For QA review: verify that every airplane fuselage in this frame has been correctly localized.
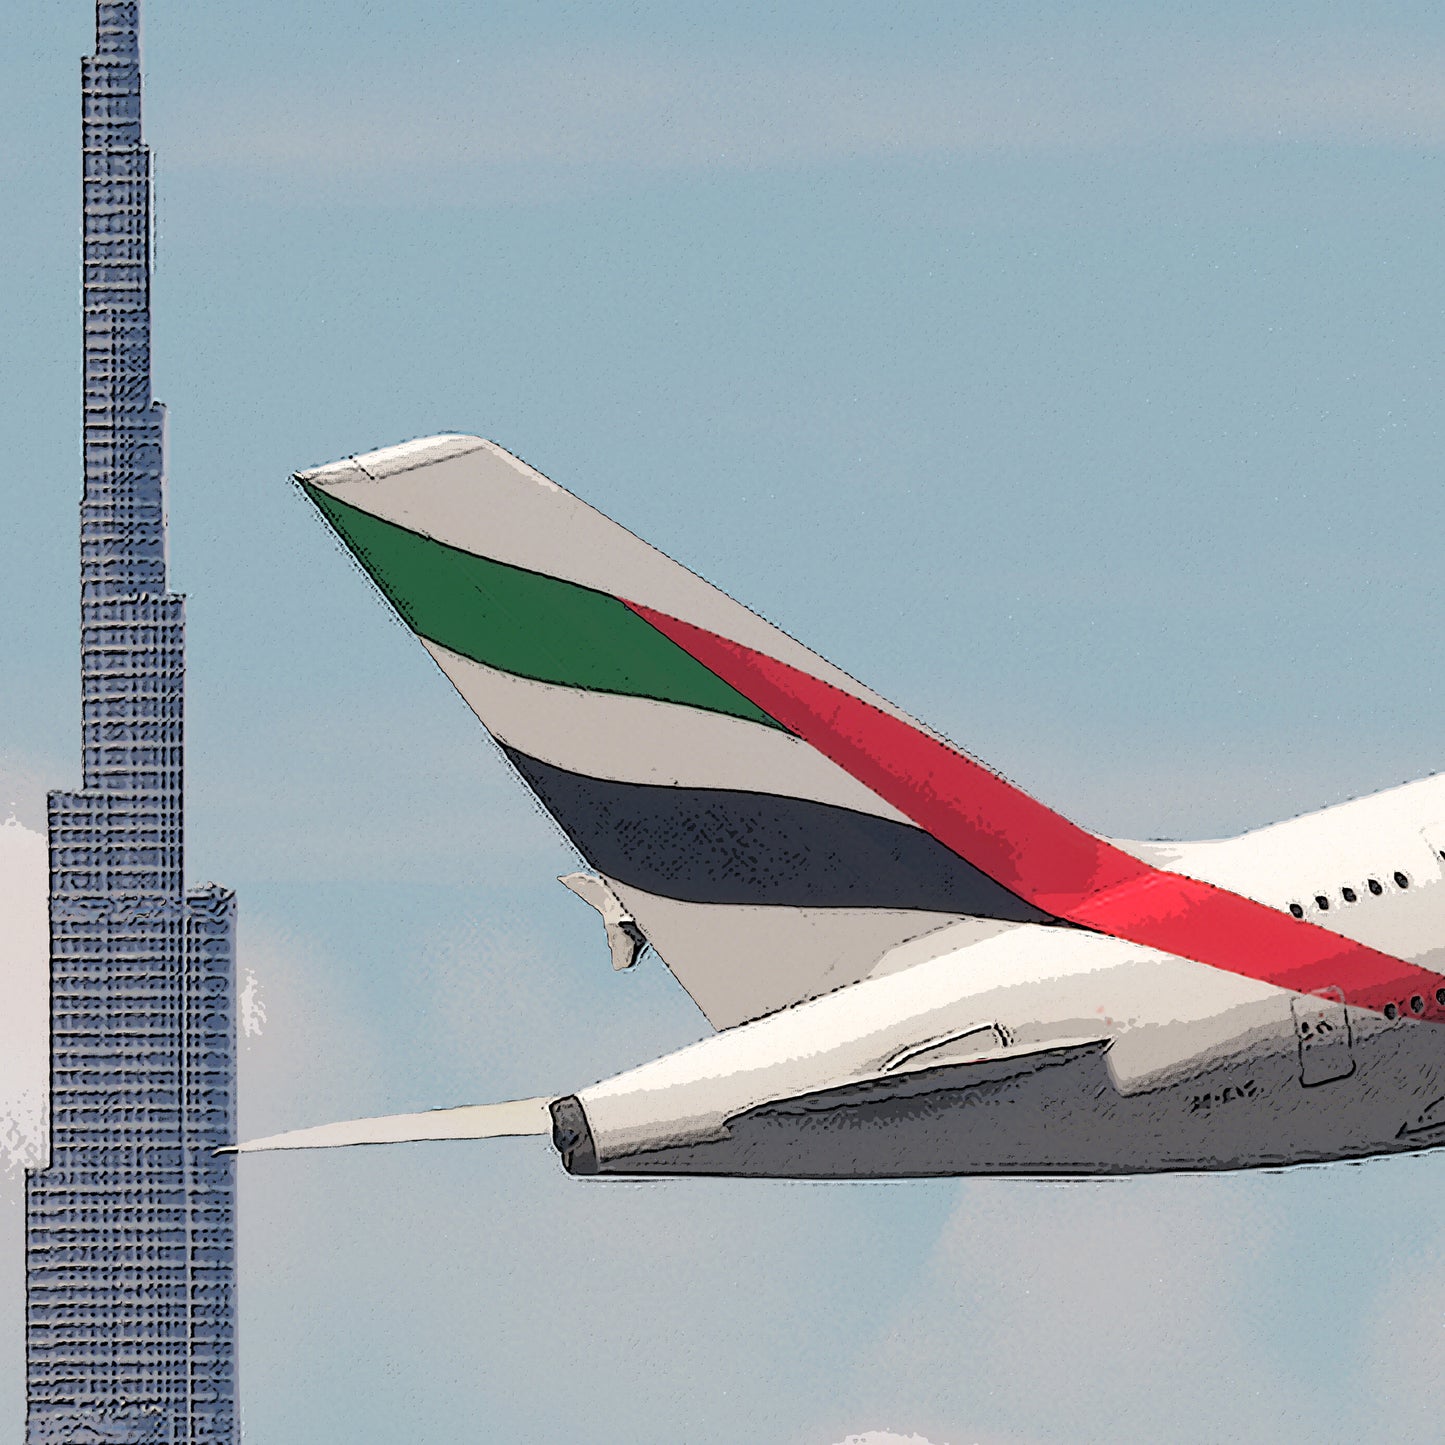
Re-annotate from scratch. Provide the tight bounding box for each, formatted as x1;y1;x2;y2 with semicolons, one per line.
554;773;1445;1177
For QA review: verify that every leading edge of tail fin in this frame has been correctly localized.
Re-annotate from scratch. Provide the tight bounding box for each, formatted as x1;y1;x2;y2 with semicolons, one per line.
296;435;1061;1027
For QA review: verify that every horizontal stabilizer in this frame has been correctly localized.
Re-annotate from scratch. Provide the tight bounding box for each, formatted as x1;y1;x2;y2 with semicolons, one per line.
221;1097;554;1155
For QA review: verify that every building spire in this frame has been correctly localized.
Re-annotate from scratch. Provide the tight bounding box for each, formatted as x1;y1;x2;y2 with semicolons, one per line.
94;2;141;59
81;0;163;602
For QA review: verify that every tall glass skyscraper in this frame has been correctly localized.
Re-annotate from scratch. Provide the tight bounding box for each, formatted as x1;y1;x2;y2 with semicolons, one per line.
24;4;239;1441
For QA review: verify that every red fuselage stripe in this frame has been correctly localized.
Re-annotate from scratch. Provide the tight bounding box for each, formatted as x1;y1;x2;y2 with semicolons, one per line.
625;601;1445;1020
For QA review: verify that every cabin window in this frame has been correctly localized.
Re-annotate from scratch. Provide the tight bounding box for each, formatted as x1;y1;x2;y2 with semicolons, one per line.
1288;903;1304;918
1368;879;1384;895
1395;871;1410;889
1315;895;1330;910
1341;887;1357;903
1412;995;1425;1014
1436;988;1445;1007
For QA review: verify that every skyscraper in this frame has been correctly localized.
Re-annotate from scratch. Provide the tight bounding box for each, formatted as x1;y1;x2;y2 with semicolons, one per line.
24;3;239;1441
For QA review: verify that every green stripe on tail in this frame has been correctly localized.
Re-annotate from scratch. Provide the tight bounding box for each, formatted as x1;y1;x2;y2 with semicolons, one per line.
304;482;784;729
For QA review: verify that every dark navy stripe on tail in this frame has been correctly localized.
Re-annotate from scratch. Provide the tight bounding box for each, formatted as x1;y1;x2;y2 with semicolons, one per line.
501;745;1055;919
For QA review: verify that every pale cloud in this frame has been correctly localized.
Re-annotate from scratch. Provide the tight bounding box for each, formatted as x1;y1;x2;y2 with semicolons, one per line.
831;1435;1037;1445
235;911;394;1138
831;1434;953;1445
849;1177;1325;1445
157;32;1445;204
0;818;48;1185
240;965;267;1039
0;752;57;834
0;818;46;1442
818;1422;1034;1445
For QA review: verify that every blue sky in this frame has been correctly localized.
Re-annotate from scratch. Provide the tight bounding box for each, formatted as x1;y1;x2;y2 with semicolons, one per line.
5;2;1445;1441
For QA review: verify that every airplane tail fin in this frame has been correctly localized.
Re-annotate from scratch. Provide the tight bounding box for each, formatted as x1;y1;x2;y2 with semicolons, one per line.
297;435;1063;1026
295;433;1445;1042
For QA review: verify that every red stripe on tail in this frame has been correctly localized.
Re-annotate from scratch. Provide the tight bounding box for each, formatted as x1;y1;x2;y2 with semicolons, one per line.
627;601;1445;1020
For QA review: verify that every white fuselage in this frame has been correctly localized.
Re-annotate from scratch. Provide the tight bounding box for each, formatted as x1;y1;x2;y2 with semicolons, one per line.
560;775;1445;1177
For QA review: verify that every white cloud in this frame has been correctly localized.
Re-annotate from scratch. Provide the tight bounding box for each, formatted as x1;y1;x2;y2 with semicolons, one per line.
822;1426;1034;1445
0;751;57;834
831;1434;952;1445
0;818;48;1184
236;912;394;1139
156;32;1445;204
240;964;267;1039
0;818;46;1443
848;1176;1326;1445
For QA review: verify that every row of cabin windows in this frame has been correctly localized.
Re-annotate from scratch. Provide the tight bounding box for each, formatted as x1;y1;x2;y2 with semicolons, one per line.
1287;866;1424;919
1381;989;1445;1021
